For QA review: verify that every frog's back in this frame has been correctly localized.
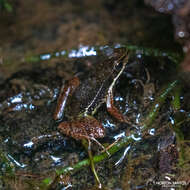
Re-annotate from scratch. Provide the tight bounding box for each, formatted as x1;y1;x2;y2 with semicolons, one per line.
65;47;128;118
65;75;109;118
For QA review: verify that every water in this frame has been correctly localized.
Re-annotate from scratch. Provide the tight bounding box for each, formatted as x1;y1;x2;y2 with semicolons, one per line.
0;46;188;189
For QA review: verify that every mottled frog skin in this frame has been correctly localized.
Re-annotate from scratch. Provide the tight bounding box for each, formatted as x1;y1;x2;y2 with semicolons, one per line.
54;47;130;140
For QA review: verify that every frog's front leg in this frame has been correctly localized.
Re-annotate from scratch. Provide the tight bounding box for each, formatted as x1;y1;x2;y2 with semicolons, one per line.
54;76;80;120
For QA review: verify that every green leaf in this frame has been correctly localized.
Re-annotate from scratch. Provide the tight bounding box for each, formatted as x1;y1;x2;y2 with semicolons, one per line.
4;2;12;12
42;177;52;186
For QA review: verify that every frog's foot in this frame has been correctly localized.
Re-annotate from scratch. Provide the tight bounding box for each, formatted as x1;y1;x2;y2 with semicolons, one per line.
100;137;121;154
89;137;110;157
83;135;110;156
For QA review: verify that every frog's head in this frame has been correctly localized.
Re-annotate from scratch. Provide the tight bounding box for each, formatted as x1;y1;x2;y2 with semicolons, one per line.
96;47;129;80
112;47;129;67
112;47;128;68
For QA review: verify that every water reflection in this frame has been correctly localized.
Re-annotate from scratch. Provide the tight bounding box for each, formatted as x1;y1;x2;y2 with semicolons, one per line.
136;113;141;124
169;116;175;125
149;128;155;135
10;93;23;103
103;119;115;129
50;155;61;164
178;31;185;38
114;132;125;140
11;103;35;111
130;134;142;141
0;84;54;113
68;45;97;58
40;54;51;60
7;154;27;168
23;141;34;148
115;145;131;166
38;44;126;62
62;183;72;190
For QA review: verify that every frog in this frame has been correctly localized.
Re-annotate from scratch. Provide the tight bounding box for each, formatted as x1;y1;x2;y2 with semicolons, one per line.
53;47;130;187
54;47;130;143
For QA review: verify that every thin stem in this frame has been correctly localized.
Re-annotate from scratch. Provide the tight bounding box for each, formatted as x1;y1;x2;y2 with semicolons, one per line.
88;147;101;188
82;139;101;187
171;86;181;111
143;80;179;130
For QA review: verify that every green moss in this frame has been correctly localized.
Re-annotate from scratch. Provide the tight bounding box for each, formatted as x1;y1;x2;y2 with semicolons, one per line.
0;0;12;12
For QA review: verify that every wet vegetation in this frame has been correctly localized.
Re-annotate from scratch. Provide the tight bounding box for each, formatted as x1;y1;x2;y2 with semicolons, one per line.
0;1;189;190
0;45;189;189
0;0;12;12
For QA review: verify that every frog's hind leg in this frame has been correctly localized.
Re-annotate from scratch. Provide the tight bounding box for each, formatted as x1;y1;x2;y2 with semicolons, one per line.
54;77;80;121
106;86;131;124
90;137;110;156
81;134;110;156
106;56;132;124
100;137;121;154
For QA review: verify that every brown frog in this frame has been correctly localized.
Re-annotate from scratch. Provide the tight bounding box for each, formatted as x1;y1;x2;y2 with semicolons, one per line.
54;47;130;142
54;47;130;187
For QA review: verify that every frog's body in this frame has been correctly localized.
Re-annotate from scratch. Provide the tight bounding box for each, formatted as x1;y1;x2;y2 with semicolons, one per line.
63;72;110;119
54;48;130;140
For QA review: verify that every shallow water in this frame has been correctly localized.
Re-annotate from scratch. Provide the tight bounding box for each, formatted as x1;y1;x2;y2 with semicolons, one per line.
0;1;189;189
0;45;189;189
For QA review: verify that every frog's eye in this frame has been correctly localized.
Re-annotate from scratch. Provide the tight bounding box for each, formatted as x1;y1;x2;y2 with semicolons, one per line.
114;61;122;71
